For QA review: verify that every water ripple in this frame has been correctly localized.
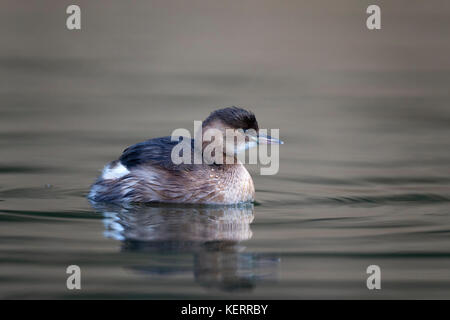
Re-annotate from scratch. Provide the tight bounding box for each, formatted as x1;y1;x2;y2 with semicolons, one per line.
0;209;103;221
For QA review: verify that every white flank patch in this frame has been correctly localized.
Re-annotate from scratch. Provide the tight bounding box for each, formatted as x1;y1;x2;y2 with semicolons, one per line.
102;162;130;180
88;184;101;199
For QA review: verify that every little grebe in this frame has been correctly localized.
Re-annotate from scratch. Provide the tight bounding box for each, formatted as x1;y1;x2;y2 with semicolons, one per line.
88;107;282;204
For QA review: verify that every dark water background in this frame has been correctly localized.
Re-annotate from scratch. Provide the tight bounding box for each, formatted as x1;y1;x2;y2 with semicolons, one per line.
1;1;450;298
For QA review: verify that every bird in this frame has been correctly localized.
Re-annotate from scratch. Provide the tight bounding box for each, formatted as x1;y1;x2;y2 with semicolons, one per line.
88;107;282;205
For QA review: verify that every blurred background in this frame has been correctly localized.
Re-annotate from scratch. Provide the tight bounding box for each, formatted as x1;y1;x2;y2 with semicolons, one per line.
0;0;449;299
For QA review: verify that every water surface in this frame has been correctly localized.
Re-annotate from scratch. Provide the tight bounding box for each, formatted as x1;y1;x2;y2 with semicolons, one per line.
1;1;450;299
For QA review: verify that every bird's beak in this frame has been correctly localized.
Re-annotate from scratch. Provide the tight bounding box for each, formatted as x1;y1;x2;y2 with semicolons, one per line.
256;133;284;145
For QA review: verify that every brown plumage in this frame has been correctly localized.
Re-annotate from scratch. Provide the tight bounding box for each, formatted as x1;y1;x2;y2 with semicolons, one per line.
88;107;267;205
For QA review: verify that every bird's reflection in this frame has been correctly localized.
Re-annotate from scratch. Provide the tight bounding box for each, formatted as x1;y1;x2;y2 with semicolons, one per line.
91;202;280;292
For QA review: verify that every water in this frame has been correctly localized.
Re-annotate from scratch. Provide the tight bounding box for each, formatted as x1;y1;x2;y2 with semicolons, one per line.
1;1;450;299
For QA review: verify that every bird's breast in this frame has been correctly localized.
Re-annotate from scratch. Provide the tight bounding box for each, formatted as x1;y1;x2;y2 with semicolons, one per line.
206;164;254;204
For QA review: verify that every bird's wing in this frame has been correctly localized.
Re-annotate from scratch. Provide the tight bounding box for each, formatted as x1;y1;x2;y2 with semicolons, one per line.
119;136;195;171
